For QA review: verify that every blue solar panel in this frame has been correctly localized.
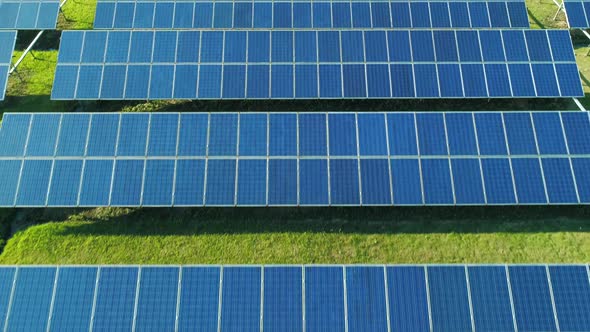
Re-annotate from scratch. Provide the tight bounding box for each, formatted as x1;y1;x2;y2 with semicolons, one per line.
3;111;590;207
86;113;119;157
0;31;16;101
6;267;56;331
572;158;590;203
263;267;302;331
564;0;590;27
509;266;558;331
391;159;423;205
0;160;20;207
416;113;448;155
330;159;360;205
468;266;515;331
178;267;220;332
142;159;175;206
387;113;417;156
0;265;588;329
445;113;478;155
512;158;548;204
481;158;517;204
94;0;529;29
269;114;297;156
53;29;580;100
221;267;261;332
147;113;178;157
49;267;97;331
237;160;268;206
206;159;236;206
346;266;388;331
117;113;149;157
451;159;486;204
428;266;473;331
47;159;83;206
56;113;90;156
305;266;345;331
79;159;113;206
504;113;538;155
0;269;13;331
92;267;138;332
24;114;60;157
174;159;205;206
421;159;454;204
548;265;590;331
16;159;52;206
0;113;30;157
387;266;430;331
110;159;144;206
543;158;579;204
360;159;392;205
135;267;179;331
268;159;297;205
0;1;59;30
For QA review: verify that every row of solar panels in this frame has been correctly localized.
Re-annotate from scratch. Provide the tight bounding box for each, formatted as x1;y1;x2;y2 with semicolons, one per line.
52;29;583;100
1;111;590;207
0;1;60;30
3;112;590;158
565;0;590;28
0;31;17;101
1;265;589;331
94;0;530;29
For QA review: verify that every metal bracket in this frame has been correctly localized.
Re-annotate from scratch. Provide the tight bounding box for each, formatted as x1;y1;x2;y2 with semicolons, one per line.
553;0;564;21
9;30;44;75
573;98;588;111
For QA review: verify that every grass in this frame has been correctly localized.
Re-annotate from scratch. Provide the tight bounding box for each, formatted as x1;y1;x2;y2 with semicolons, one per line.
0;0;589;265
0;207;589;265
2;50;66;114
58;0;97;30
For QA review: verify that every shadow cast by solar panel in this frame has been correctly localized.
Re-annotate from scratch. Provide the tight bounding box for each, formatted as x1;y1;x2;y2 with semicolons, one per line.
15;205;590;236
56;0;95;29
83;98;578;114
527;8;546;29
13;31;62;51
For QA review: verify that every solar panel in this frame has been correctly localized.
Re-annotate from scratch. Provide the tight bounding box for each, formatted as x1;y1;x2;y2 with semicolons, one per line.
0;31;16;101
52;29;583;100
1;111;590;207
0;1;60;30
93;0;530;29
563;0;590;28
0;265;587;330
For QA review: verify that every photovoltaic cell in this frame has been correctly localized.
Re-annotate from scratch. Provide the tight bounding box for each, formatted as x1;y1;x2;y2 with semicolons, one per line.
1;111;589;207
53;29;581;100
